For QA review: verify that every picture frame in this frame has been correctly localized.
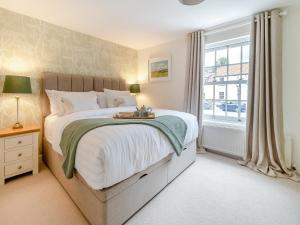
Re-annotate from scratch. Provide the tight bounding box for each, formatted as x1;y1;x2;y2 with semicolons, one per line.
148;56;171;82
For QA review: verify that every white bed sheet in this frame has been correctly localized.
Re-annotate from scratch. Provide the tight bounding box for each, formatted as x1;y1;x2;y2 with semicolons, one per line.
45;107;198;190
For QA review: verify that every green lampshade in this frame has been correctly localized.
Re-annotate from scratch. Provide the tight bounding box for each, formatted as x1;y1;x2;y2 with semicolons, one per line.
2;75;32;94
129;84;140;94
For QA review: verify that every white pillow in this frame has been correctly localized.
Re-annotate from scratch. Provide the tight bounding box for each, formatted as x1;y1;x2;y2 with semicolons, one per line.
46;90;99;115
45;89;63;115
104;89;131;108
92;91;108;108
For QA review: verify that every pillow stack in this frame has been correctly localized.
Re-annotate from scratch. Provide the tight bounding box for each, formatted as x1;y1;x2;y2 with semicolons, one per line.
46;89;137;116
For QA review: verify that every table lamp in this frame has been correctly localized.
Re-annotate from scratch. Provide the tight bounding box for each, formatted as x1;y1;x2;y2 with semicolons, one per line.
2;75;32;129
129;84;141;95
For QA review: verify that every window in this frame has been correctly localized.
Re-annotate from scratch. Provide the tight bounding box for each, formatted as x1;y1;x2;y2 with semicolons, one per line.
203;36;250;123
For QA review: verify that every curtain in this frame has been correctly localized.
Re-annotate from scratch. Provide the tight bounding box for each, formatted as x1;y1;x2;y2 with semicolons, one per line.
241;9;299;181
184;30;205;151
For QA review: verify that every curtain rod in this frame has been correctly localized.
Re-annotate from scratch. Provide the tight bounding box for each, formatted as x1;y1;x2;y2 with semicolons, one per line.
204;10;287;36
255;10;287;20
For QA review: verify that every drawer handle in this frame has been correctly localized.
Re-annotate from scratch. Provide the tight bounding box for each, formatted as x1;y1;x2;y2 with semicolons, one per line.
18;153;22;157
139;173;148;180
18;140;22;144
18;165;22;170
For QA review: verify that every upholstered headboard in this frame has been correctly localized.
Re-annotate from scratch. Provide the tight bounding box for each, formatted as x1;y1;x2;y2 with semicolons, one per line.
41;72;127;119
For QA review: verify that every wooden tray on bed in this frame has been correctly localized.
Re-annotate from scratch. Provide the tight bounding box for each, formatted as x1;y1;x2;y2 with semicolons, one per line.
113;112;155;119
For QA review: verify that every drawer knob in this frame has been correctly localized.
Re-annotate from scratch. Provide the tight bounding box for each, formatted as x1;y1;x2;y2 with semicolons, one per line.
18;140;22;144
18;165;22;170
18;153;22;157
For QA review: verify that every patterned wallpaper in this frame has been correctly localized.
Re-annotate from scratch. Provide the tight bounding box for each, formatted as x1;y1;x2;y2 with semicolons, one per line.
0;7;137;129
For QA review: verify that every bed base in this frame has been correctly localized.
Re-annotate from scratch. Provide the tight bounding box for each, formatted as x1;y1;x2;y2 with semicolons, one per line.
43;139;196;225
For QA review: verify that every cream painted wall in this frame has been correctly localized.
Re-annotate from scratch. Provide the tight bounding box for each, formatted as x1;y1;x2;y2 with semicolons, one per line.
282;5;300;170
0;7;137;129
137;38;187;111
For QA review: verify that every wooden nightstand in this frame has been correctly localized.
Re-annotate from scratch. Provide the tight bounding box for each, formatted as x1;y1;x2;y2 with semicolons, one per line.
0;125;40;185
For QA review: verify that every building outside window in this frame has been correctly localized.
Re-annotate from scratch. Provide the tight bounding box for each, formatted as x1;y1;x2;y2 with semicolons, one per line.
203;36;250;123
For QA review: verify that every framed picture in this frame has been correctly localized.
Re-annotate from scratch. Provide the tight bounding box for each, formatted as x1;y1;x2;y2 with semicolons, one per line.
148;56;171;82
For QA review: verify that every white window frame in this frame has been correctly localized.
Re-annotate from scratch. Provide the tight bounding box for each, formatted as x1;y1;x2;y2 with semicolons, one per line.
203;36;250;124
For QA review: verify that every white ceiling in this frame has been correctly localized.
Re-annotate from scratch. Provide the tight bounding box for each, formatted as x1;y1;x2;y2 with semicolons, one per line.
0;0;298;49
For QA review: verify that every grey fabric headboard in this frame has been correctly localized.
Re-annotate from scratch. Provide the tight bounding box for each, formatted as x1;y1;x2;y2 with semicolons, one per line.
41;72;127;119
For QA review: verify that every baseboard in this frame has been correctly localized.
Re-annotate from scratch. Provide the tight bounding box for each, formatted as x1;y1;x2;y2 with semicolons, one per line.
205;148;243;160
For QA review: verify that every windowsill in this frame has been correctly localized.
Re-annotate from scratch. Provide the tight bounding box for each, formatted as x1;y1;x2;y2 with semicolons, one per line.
203;119;246;130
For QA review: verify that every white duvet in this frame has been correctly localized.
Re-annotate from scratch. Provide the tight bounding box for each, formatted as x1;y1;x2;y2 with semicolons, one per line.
45;107;198;190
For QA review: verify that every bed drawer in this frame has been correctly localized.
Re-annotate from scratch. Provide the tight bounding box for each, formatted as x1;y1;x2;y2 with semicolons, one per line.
167;141;196;183
4;134;33;150
5;159;33;178
107;163;168;225
4;146;33;163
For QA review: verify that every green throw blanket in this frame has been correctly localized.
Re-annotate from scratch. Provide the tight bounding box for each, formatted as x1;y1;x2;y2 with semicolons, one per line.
60;115;187;178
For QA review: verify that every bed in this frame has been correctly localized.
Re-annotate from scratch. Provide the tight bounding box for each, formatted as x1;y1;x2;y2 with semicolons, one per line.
41;72;198;225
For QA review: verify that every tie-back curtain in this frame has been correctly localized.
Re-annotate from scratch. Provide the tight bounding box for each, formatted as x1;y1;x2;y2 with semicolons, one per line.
241;9;299;181
184;30;205;151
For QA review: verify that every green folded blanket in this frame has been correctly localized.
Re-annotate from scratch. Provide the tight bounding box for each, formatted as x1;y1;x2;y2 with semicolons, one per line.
60;115;187;178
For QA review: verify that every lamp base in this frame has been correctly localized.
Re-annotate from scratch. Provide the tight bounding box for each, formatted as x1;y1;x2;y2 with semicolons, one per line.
13;122;23;129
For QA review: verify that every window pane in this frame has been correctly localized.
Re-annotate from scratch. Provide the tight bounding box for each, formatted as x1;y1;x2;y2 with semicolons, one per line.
242;63;249;74
216;76;226;82
203;100;213;116
242;75;248;81
204;85;214;99
215;100;226;117
242;45;250;63
204;67;215;83
227;84;239;100
216;48;227;66
228;75;240;81
229;46;241;64
205;50;215;67
216;66;227;76
228;64;240;75
214;84;226;100
240;101;247;119
241;84;247;101
226;101;239;119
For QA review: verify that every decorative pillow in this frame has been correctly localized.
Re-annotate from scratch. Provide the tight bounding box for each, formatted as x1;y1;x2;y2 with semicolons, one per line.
60;97;74;115
92;91;108;108
114;95;137;107
103;89;131;108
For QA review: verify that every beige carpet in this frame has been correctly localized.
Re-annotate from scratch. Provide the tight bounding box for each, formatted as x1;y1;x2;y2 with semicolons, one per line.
1;153;300;225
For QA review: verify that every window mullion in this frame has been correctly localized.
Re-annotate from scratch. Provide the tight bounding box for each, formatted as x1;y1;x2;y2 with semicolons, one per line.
238;44;243;121
212;49;216;119
225;45;229;119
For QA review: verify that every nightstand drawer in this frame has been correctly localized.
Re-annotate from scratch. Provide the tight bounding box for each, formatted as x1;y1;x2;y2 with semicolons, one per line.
5;159;33;178
4;134;33;150
4;146;33;163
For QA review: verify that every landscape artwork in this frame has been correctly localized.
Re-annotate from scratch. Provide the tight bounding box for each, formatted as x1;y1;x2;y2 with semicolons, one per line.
149;56;171;82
